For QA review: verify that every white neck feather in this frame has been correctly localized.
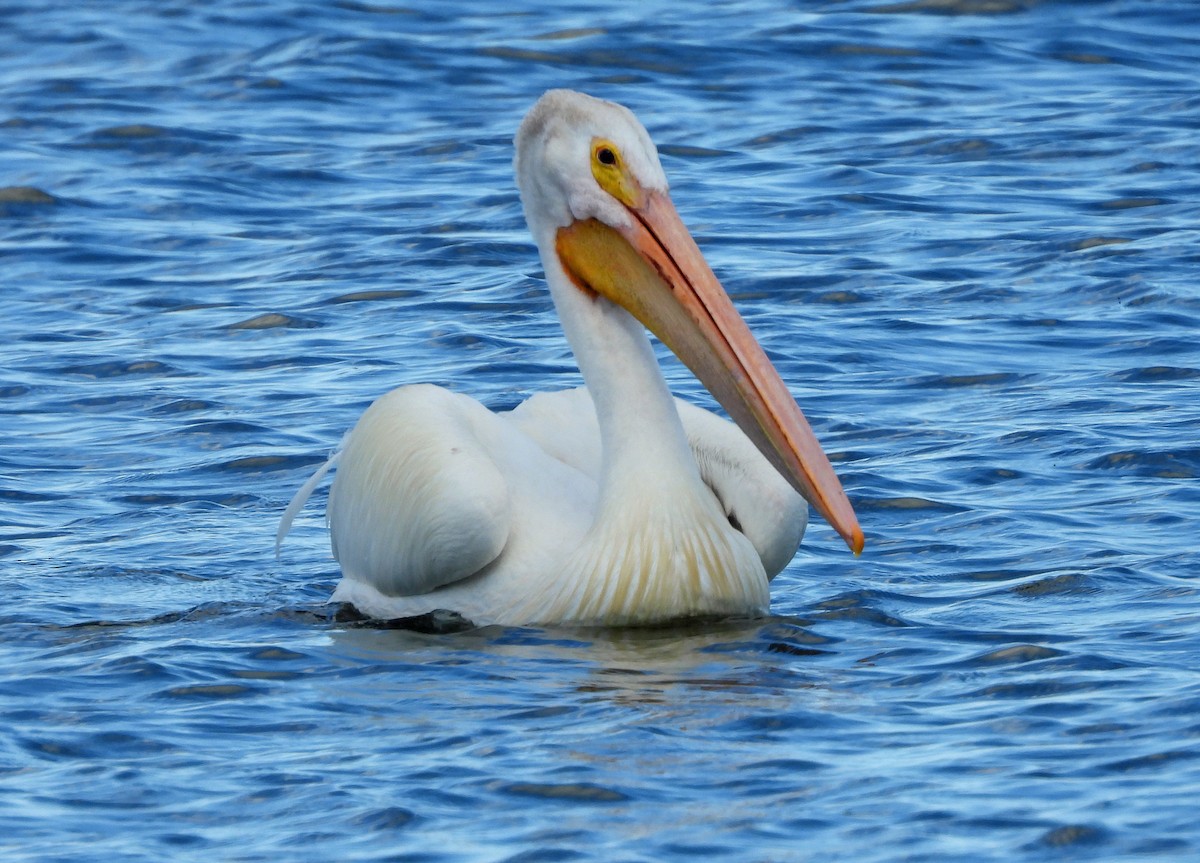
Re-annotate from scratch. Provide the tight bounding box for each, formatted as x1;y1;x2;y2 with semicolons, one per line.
540;238;699;497
518;236;768;624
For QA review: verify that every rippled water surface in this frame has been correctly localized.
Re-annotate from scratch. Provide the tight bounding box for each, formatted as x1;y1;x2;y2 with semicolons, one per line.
3;1;1199;860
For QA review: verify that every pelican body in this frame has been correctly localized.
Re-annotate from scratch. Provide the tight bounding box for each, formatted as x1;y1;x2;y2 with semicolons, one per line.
280;90;862;626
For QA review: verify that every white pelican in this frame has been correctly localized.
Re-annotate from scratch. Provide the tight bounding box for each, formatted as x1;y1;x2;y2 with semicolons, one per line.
279;89;863;626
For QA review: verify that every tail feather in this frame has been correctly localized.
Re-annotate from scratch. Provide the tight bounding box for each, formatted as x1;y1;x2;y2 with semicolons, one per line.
275;442;344;557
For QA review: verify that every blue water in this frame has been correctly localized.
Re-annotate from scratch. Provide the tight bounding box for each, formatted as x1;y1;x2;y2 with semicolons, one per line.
3;1;1198;860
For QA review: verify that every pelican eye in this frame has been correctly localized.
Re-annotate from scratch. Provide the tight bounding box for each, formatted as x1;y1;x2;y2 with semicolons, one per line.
592;140;621;169
590;138;639;207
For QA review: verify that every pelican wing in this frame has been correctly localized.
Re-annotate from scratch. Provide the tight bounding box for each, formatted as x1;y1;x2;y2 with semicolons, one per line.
328;385;512;597
504;388;602;476
673;399;807;579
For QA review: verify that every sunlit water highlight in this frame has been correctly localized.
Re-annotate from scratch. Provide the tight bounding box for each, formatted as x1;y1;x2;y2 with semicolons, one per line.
2;1;1198;861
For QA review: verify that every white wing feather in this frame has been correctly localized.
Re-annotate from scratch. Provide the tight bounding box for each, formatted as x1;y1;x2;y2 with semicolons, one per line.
327;385;512;596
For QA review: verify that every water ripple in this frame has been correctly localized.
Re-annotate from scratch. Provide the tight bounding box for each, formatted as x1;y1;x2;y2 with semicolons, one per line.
3;0;1199;861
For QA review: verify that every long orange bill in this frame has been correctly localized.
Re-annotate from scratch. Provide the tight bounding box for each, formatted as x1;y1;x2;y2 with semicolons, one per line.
555;189;864;555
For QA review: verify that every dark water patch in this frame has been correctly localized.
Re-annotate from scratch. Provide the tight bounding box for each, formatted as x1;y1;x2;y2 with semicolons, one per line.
1130;837;1196;855
1036;653;1130;674
55;601;240;633
478;44;682;75
812;289;870;304
903;265;989;284
158;833;211;848
593;666;649;679
924;623;1077;647
821;41;931;59
865;0;1036;15
811;588;947;613
1050;50;1115;66
231;667;303;681
225;312;322;330
742;124;831;148
57;359;183;379
904;135;999;160
248;646;309;662
0;185;59;205
1150;695;1200;720
1030;824;1110;849
95;123;169;139
1090;196;1171;211
493;628;596;650
65;393;153;412
930;282;1022;304
115;490;262;506
1067;722;1134;738
969;678;1119;700
810;605;912;628
658;144;733;159
207;454;306;474
1010;573;1092;597
699;623;840;659
764;641;831;657
500;848;590;863
1083;449;1199;479
531;27;608;41
325;288;421;304
962;466;1024;486
216;353;341;373
500;705;577;721
1102;749;1200;773
0;487;68;502
352;806;417;831
958;814;1050;833
498;781;629;803
834;191;946;214
996;426;1086;447
18;735;91;761
1111;366;1200;383
962;644;1067;666
159;682;265;699
718;709;859;737
739;757;826;773
179;418;273;436
854;496;966;513
657;841;738;858
133;295;233;312
79;731;182;759
907;372;1029;389
77;123;238;156
1067;236;1131;252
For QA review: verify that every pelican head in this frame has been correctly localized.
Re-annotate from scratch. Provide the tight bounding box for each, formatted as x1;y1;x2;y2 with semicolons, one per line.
516;90;666;240
515;89;863;555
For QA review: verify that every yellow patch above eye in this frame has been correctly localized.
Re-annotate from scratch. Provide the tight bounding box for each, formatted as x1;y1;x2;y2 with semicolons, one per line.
590;138;643;209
